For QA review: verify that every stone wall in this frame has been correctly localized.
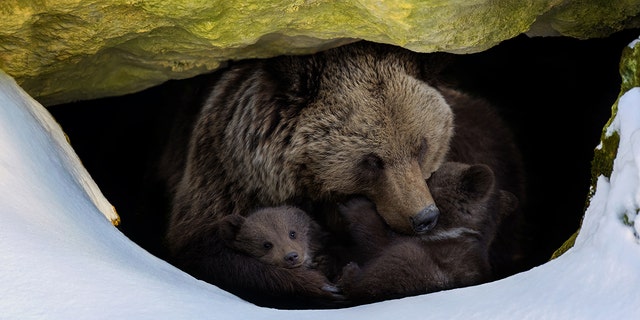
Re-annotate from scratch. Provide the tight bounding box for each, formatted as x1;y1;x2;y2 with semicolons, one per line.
1;1;639;105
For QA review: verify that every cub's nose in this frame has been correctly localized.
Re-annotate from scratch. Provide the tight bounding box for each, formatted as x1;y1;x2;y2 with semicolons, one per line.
284;252;299;264
411;204;439;234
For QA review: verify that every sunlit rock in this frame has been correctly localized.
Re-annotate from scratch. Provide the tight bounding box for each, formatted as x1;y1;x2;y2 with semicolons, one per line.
2;0;638;105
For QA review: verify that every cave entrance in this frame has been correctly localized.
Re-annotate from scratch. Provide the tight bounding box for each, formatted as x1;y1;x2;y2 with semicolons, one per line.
48;28;640;278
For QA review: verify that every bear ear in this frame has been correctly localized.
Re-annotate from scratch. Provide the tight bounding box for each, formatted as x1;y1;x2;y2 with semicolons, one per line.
459;164;495;201
218;214;246;244
262;55;323;106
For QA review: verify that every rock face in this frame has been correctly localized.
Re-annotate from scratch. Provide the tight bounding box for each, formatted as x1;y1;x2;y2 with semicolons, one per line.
592;36;640;225
0;0;639;105
589;37;640;204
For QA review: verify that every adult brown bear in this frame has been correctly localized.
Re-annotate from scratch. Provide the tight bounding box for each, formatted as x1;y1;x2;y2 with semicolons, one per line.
155;41;524;308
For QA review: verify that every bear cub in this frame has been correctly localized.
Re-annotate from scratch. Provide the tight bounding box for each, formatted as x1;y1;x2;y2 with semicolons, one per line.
219;206;324;270
214;206;344;308
337;162;518;305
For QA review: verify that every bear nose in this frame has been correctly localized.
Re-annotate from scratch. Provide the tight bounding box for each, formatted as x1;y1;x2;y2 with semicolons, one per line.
411;204;439;234
284;252;299;264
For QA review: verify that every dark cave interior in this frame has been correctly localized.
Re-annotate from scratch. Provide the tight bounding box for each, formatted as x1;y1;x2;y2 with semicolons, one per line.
48;28;640;278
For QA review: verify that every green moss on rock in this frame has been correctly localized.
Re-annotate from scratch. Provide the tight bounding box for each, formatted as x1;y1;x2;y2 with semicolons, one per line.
529;0;640;39
590;38;640;195
3;0;637;105
587;131;619;207
620;38;640;92
550;231;578;260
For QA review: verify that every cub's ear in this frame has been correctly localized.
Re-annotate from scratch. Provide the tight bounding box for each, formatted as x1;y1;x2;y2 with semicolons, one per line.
459;164;495;201
218;214;246;244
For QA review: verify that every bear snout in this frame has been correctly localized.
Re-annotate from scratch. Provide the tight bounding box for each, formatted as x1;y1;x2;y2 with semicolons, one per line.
410;204;440;234
284;252;300;267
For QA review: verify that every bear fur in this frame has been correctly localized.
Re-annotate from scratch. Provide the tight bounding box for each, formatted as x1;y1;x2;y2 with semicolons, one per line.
164;41;455;243
218;206;323;269
155;40;526;307
336;162;518;305
159;41;456;307
213;206;345;307
176;207;343;309
439;87;527;279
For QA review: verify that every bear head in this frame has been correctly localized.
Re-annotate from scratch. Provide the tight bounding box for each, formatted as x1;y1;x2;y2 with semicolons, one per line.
218;206;320;269
287;43;454;235
425;161;518;246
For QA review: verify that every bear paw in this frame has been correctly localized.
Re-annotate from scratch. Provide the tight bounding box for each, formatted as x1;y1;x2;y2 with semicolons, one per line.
337;261;363;289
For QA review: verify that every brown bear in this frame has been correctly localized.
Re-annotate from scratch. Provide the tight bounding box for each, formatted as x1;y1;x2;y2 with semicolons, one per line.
214;206;345;307
336;162;518;305
176;207;344;309
159;41;456;308
218;206;323;270
155;40;526;308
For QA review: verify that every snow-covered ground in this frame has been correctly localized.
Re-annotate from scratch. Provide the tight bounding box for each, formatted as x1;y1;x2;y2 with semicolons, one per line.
1;53;639;318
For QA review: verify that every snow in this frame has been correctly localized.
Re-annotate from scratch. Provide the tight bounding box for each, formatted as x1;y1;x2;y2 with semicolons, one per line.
1;66;640;319
608;88;640;237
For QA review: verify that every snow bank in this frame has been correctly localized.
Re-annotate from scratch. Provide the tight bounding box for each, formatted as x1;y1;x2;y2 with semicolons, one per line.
1;67;639;319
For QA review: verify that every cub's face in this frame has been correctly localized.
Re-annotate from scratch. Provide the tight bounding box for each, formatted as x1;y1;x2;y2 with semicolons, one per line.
219;206;315;268
425;162;517;244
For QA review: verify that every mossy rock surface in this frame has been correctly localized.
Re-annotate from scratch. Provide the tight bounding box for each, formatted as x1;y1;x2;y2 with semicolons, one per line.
1;0;640;105
592;38;640;194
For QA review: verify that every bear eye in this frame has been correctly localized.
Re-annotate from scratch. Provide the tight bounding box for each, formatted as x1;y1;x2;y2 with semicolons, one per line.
263;242;273;250
289;231;296;239
360;153;384;173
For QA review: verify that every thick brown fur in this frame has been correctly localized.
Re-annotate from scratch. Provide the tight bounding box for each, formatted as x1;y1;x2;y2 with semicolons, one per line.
173;221;343;309
336;162;518;305
159;41;456;308
219;206;323;269
439;87;527;279
164;41;454;246
210;206;345;307
157;40;526;307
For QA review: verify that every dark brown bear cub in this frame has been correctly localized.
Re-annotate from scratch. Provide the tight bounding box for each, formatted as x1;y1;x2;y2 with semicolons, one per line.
176;206;342;309
219;206;323;270
337;162;518;305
